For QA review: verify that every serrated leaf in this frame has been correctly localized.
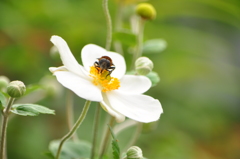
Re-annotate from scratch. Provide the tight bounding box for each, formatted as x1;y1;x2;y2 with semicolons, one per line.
49;140;91;159
11;104;55;116
113;31;136;45
142;39;167;54
112;140;120;159
0;92;7;109
146;71;160;87
108;125;120;159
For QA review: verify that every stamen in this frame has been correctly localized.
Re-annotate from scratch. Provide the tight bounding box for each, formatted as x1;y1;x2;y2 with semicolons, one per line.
89;66;120;92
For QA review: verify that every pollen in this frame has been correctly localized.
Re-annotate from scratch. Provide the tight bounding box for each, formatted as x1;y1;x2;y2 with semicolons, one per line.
89;66;120;92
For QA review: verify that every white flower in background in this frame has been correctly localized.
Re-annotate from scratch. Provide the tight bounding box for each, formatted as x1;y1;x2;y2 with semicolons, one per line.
49;35;163;123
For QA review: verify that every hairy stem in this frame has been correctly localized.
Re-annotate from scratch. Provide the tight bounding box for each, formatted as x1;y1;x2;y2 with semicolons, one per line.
90;104;101;159
99;116;115;159
132;18;145;69
0;97;15;159
55;100;91;159
124;122;142;152
66;90;78;141
103;0;112;51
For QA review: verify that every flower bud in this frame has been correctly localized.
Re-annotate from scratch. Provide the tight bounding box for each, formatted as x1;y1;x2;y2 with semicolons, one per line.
135;57;153;75
0;76;10;90
136;3;156;20
50;46;60;60
126;146;143;159
7;81;26;98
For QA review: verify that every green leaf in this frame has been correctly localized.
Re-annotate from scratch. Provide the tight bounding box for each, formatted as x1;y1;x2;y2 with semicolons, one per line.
49;140;91;159
11;104;55;116
108;125;120;159
25;84;43;95
146;71;160;87
43;152;55;159
142;39;167;54
113;31;136;45
0;92;7;109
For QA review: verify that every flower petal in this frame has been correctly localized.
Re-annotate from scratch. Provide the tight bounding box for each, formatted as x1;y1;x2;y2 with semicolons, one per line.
49;66;68;73
106;91;163;123
100;93;125;123
107;51;126;79
81;44;126;79
53;71;103;102
50;35;85;77
118;75;151;94
81;44;107;71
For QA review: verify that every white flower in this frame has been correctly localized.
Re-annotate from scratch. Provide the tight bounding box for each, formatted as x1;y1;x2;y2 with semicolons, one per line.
49;35;163;123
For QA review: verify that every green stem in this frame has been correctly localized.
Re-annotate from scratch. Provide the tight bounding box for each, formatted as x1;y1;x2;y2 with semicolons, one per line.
113;1;124;55
90;104;101;159
0;97;15;159
124;122;142;152
103;0;112;51
55;100;91;159
66;90;78;141
99;116;115;159
132;18;145;69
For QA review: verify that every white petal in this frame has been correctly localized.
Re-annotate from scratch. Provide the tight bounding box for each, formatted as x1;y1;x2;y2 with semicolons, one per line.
100;93;125;123
81;44;126;79
118;75;151;94
50;36;85;77
107;51;126;79
49;66;68;73
106;91;163;123
81;44;107;71
53;71;102;102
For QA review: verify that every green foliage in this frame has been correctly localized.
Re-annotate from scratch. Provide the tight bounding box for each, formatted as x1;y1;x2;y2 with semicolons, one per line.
11;104;55;116
43;152;55;159
142;39;167;54
0;0;239;158
25;84;43;96
146;71;160;87
49;140;91;159
113;31;137;45
108;125;120;159
0;92;7;109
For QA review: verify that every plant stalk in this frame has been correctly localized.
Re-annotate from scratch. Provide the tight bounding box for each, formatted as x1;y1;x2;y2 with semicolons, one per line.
55;100;91;159
103;0;112;51
66;90;78;141
0;97;15;159
132;18;145;69
99;116;115;159
90;104;101;159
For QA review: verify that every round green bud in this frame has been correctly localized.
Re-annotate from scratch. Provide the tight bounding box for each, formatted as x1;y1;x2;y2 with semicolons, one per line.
136;3;156;20
135;57;153;75
0;76;10;90
7;81;26;98
126;146;143;159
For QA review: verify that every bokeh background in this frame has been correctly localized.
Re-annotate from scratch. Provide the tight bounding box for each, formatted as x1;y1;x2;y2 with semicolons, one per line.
0;0;240;159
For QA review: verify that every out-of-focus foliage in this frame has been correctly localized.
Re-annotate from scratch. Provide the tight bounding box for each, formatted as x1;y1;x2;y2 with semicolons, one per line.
0;0;240;159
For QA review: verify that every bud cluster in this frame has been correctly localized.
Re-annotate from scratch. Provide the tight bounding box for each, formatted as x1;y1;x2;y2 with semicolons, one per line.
0;76;10;90
126;146;143;159
7;81;26;98
135;57;153;75
136;3;156;20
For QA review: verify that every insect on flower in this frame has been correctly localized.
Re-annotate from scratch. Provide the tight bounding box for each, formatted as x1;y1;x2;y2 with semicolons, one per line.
49;35;163;123
94;56;115;75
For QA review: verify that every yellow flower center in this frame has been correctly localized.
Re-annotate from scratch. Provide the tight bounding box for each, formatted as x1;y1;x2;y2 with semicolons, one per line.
89;66;120;92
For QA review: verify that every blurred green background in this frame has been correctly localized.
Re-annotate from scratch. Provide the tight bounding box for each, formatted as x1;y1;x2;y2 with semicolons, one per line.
0;0;240;159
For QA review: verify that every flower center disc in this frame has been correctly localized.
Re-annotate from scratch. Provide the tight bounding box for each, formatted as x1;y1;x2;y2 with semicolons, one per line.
89;66;120;92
